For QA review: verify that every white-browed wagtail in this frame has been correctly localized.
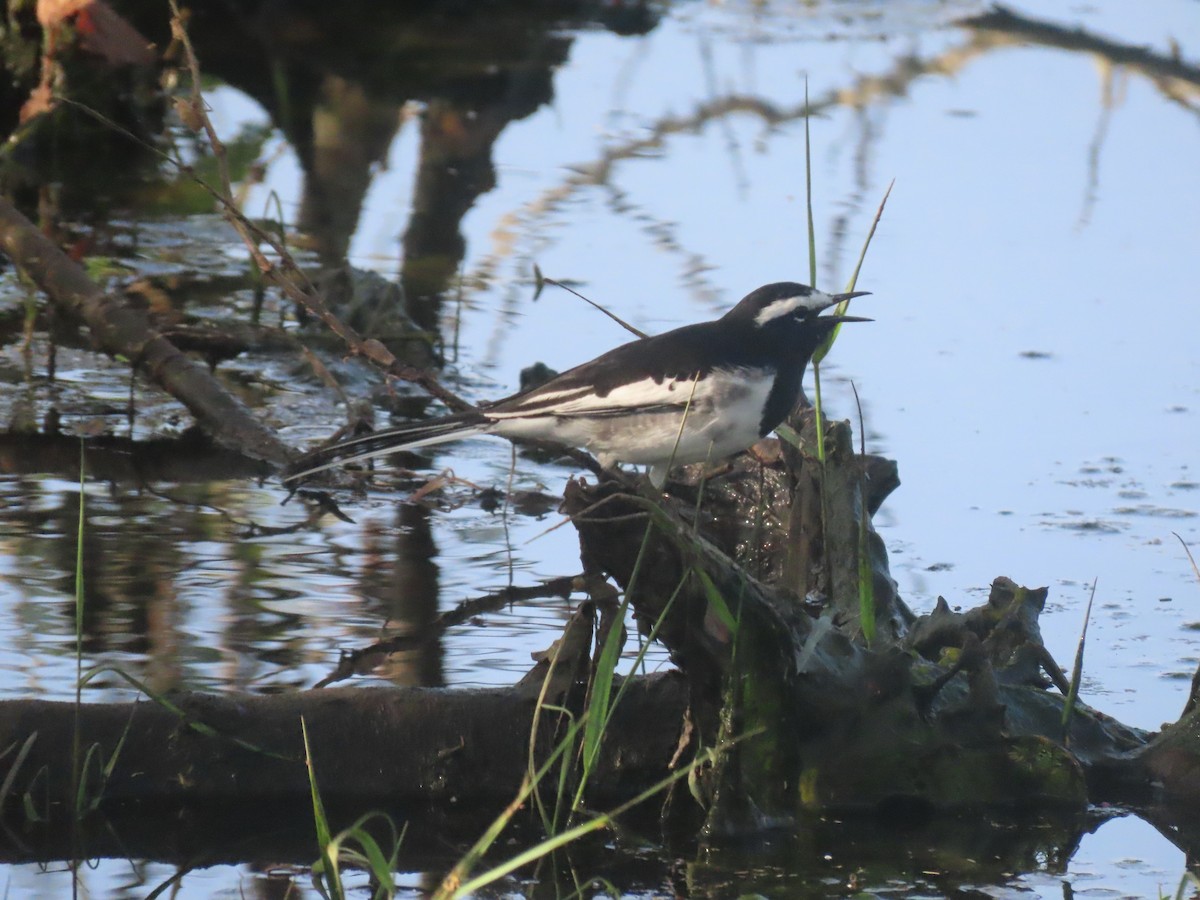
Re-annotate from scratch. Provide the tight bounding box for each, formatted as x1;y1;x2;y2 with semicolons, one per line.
284;282;869;488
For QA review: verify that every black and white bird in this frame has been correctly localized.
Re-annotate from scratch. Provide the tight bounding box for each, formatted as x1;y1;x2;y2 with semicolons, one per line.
284;282;869;488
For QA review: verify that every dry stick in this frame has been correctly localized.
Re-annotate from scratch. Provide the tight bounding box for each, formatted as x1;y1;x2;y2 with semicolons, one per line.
0;197;291;465
535;268;649;340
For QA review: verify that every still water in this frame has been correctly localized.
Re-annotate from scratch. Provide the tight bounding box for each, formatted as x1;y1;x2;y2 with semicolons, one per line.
1;0;1198;896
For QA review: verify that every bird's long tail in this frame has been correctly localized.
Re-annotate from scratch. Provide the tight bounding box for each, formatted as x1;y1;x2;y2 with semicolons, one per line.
283;411;491;482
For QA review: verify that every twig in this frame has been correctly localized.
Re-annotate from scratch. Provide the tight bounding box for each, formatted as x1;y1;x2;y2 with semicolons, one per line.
535;267;648;339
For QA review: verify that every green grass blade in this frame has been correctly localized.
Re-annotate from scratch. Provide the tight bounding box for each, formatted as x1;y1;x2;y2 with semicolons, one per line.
578;523;656;795
812;361;827;464
77;664;291;760
1061;578;1098;740
72;444;85;782
101;704;137;781
775;423;802;449
75;743;103;816
602;570;689;731
804;77;816;289
1174;871;1200;900
576;556;691;816
852;382;876;645
844;178;894;299
440;718;585;896
580;601;623;771
802;79;826;463
72;441;85;837
663;374;701;485
75;443;85;658
331;813;399;896
526;637;578;834
0;733;38;810
444;739;742;899
696;570;738;636
22;766;50;823
302;716;343;900
814;178;893;365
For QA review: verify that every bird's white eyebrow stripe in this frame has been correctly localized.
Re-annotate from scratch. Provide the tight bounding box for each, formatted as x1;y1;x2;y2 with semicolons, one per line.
753;292;830;326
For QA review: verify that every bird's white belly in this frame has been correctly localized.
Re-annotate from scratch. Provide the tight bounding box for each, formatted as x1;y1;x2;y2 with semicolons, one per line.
495;369;775;468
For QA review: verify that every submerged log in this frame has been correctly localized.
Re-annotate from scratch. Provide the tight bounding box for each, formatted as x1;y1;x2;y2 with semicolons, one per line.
0;673;687;815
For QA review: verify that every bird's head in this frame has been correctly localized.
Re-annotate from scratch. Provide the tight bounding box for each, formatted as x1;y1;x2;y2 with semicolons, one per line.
724;282;871;331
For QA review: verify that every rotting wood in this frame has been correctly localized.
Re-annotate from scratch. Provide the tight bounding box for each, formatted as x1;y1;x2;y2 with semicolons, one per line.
0;674;688;813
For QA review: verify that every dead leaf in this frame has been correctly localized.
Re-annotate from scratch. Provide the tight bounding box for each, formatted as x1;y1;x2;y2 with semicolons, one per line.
18;83;57;124
38;0;156;67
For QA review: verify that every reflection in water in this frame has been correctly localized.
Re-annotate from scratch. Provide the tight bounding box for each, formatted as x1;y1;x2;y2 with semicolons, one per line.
134;2;649;334
298;75;404;265
401;91;550;332
0;448;402;697
686;807;1090;898
365;502;444;687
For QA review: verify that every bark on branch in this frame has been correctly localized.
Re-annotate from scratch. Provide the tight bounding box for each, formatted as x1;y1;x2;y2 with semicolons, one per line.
0;197;292;466
0;675;687;813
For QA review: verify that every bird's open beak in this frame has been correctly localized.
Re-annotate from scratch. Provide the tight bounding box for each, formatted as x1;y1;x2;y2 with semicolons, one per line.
831;290;870;304
822;291;871;323
817;290;871;321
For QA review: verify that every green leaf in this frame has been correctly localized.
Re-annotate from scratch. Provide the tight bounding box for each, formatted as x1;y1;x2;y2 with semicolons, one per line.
697;570;738;636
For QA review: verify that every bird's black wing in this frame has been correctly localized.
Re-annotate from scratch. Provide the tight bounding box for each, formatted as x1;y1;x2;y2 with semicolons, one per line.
486;320;756;419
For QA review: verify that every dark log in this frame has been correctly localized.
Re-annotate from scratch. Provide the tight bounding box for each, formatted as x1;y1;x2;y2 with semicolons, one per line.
780;410;908;642
1136;704;1200;807
0;674;688;818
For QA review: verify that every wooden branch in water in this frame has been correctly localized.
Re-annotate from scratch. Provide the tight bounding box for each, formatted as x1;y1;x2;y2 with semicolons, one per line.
0;196;292;466
0;674;688;815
